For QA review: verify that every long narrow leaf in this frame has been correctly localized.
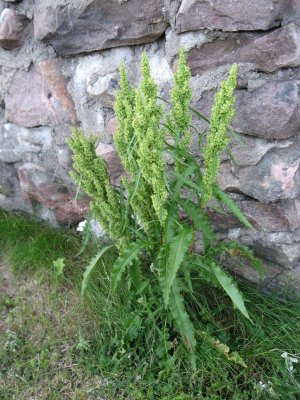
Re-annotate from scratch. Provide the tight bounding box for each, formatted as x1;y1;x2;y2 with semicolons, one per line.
179;198;215;246
214;187;254;230
163;225;194;306
81;245;114;296
169;278;196;366
111;240;147;292
165;202;180;244
189;106;210;123
210;262;251;321
173;165;196;200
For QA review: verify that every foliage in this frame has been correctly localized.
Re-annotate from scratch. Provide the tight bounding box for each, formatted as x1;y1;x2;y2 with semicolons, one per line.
52;257;65;279
67;51;263;366
0;211;299;399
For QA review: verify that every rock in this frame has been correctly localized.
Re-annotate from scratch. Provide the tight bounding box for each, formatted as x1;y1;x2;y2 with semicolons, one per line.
229;134;292;167
106;116;118;136
0;66;17;104
34;0;168;56
267;264;300;293
17;162;90;224
233;80;300;140
219;139;300;202
0;161;31;213
0;123;53;163
165;27;212;65
149;48;173;88
239;199;300;232
56;146;73;170
239;24;300;73
282;0;300;26
209;198;300;233
0;8;27;50
176;0;288;33
187;24;300;75
87;72;119;107
222;254;284;286
95;143;124;186
71;49;132;135
38;58;77;126
254;240;300;269
4;62;76;128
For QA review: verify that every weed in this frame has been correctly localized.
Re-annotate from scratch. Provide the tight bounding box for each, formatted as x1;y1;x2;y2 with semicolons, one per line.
0;212;299;399
67;51;262;368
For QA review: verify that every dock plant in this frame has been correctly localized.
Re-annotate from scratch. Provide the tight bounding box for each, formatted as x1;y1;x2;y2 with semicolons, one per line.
67;50;263;368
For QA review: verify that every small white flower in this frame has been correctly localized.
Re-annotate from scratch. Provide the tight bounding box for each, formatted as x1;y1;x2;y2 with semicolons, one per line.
77;219;87;232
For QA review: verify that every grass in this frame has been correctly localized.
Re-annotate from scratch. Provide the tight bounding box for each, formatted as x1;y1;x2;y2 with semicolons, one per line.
0;210;299;399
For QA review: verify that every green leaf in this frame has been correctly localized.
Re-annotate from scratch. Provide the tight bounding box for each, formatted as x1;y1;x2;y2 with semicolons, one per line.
169;278;196;366
179;198;215;247
214;187;254;230
191;255;221;289
128;168;142;205
210;262;251;321
163;224;194;306
53;257;65;278
111;240;148;292
228;351;247;368
204;333;247;368
173;165;196;200
165;204;178;244
81;245;113;297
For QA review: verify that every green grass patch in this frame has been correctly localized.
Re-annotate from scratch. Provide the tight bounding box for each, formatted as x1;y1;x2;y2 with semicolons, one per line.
0;211;299;399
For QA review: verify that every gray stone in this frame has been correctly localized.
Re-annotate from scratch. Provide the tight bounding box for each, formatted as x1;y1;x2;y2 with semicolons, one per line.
0;161;31;213
208;197;300;233
187;24;300;75
282;0;300;27
254;241;300;269
267;264;300;293
0;66;16;103
233;80;300;140
0;123;53;163
165;27;212;65
229;134;292;167
71;43;172;135
34;0;168;56
219;139;300;202
87;72;119;107
176;0;289;33
221;254;284;286
0;8;27;50
56;146;73;170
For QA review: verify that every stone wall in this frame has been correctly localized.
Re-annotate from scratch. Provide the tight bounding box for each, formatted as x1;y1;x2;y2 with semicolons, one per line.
1;0;300;292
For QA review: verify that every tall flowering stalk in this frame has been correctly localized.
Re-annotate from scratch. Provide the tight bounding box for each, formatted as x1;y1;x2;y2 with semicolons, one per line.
68;55;261;367
202;64;237;205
